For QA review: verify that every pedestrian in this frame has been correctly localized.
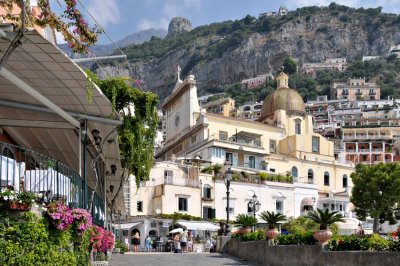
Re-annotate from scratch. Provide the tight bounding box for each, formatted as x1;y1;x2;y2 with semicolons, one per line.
145;235;152;252
132;232;140;253
174;233;181;253
180;227;188;253
187;232;193;253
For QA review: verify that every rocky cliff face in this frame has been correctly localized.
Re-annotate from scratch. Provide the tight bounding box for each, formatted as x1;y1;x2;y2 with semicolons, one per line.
168;17;192;36
94;10;400;101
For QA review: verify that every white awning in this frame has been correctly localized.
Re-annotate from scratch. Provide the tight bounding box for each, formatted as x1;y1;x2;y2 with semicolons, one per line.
118;222;142;230
176;221;219;231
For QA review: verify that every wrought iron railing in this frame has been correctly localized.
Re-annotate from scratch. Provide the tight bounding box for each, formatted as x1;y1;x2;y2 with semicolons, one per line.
0;140;104;225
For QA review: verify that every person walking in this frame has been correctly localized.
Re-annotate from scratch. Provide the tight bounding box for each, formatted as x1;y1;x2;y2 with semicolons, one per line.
131;232;140;253
173;233;181;253
187;232;193;253
145;235;152;252
180;227;188;253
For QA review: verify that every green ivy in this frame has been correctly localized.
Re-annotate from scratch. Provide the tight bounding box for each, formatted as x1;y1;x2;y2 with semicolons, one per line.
86;70;159;187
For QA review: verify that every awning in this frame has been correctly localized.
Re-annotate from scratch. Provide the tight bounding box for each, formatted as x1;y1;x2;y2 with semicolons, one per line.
119;222;142;230
301;197;315;206
176;221;220;231
234;131;262;141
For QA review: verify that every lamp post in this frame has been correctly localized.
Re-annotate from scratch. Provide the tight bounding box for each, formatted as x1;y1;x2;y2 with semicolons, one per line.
117;210;122;242
224;161;234;236
248;194;261;232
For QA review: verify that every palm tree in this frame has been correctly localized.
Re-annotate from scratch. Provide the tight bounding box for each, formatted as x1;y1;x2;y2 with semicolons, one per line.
306;208;345;230
259;211;286;229
232;214;258;228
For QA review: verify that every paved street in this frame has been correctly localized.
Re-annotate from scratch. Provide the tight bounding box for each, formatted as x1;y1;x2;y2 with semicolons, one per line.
109;252;257;266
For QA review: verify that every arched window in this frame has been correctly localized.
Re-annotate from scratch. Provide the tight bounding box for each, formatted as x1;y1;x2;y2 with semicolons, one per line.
308;169;314;183
343;174;348;188
203;184;211;198
324;172;330;186
292;167;298;179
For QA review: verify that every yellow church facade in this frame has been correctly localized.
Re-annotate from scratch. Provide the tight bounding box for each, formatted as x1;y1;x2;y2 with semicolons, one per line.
156;72;355;216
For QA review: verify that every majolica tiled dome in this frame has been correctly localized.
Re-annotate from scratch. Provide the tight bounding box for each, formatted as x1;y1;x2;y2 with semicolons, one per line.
261;72;305;118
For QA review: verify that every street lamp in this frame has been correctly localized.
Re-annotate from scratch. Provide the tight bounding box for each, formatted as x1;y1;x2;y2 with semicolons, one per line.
224;161;234;236
248;194;261;232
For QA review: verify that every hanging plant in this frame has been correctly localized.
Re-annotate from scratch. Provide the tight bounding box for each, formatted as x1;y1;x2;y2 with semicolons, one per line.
0;0;101;54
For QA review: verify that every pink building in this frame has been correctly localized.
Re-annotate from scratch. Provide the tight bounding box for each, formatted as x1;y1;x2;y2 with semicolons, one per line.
241;74;273;89
331;78;380;101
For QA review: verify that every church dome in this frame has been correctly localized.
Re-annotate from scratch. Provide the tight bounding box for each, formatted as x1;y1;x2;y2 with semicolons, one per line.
261;72;305;118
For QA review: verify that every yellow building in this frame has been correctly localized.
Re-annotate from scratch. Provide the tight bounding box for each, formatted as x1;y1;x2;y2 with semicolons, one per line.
156;72;355;217
201;97;239;117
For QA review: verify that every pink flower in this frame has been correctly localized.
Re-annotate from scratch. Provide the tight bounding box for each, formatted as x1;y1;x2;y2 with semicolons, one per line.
135;79;141;84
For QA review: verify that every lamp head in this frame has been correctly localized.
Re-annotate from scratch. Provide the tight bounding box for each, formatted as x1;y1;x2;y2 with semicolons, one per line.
111;165;117;175
92;129;100;139
109;185;114;193
252;194;257;202
95;136;102;146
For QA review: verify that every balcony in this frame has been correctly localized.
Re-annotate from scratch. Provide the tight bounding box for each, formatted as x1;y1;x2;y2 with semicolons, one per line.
369;91;376;95
343;135;394;140
164;178;201;188
0;141;104;224
341;91;349;95
355;91;363;96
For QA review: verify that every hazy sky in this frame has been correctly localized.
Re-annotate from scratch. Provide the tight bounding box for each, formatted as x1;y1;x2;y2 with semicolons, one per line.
49;0;400;44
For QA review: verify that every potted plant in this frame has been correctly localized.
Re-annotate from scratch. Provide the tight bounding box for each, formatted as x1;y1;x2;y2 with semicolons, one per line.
232;214;258;235
259;211;286;241
306;208;344;245
0;188;38;212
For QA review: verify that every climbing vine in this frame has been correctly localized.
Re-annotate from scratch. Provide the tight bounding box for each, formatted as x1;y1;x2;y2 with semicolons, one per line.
85;70;159;187
0;0;101;53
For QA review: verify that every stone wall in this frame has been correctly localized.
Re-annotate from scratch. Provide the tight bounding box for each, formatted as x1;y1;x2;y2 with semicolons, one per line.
222;238;400;266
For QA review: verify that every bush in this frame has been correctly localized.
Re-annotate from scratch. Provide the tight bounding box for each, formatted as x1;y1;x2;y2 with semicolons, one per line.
328;234;392;251
258;172;268;181
275;231;319;245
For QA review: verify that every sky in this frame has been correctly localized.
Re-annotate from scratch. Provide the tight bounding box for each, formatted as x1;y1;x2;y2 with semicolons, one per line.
48;0;400;45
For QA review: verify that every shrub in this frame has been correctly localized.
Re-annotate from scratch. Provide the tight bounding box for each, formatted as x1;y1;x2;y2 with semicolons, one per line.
258;172;268;181
114;239;129;254
275;231;319;245
328;234;392;251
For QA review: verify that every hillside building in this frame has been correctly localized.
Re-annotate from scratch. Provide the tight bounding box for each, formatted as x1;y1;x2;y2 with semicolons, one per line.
241;74;273;89
238;101;263;121
259;6;288;17
201;97;239;118
330;78;380;101
302;58;346;76
389;44;400;57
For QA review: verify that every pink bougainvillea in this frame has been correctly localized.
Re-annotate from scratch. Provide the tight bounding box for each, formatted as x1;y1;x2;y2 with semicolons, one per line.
71;208;93;235
47;203;92;234
90;225;115;252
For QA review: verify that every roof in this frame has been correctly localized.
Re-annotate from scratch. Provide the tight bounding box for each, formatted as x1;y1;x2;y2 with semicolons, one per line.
176;220;220;231
206;113;282;130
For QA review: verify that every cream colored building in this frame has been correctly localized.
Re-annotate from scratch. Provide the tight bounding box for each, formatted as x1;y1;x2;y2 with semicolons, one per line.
201;97;239;118
155;71;355;218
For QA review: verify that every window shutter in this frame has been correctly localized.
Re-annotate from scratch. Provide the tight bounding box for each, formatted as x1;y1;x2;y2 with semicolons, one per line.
211;209;216;219
203;207;208;219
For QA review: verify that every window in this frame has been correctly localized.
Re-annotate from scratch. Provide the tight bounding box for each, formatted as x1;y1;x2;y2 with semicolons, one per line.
247;202;252;213
164;170;173;184
295;122;301;134
226;153;233;164
343;174;348;188
203;206;215;219
178;197;188;212
137;201;143;212
224;199;235;215
308;169;314;183
254;138;260;146
270;168;275;172
249;156;255;168
219;131;227;140
203;185;211;198
270;140;276;153
323;203;329;211
211;147;226;158
191;135;197;144
312;137;319;153
324;171;330;186
292;167;298;179
276;200;284;214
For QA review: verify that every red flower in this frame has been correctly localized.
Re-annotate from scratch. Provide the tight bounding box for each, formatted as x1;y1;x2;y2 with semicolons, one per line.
301;230;306;233
392;232;397;240
339;239;343;244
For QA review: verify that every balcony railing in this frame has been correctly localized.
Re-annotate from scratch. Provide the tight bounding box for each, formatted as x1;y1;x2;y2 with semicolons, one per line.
164;178;201;188
343;135;393;140
0;141;104;225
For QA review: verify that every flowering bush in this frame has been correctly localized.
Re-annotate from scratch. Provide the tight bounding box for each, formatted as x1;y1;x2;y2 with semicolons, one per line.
47;202;73;231
70;208;92;235
0;188;39;205
90;225;115;253
328;234;399;251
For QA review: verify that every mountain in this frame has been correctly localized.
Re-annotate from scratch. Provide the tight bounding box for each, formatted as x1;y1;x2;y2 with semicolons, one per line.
59;28;167;58
92;4;400;101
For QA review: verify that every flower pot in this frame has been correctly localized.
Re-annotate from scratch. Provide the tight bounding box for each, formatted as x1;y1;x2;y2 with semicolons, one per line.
313;229;333;245
265;229;279;240
239;227;251;235
7;202;30;211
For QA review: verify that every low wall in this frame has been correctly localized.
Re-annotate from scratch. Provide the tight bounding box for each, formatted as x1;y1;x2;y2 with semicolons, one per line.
223;238;400;266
